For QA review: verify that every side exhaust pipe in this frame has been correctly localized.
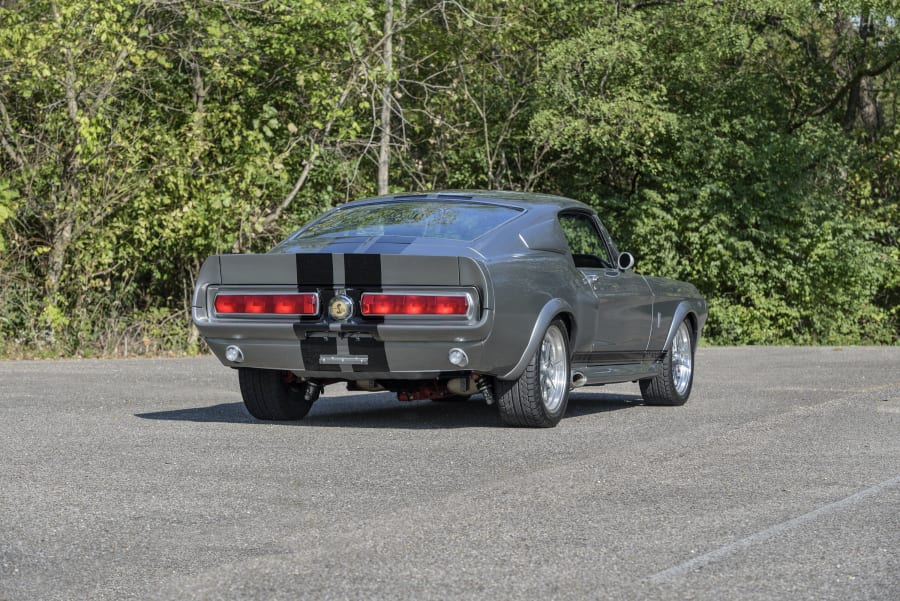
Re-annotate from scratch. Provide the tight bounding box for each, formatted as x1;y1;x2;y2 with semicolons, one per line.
571;371;587;388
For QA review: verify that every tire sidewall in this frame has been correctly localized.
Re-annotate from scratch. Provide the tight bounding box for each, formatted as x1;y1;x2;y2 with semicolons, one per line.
536;319;571;421
239;368;313;420
666;321;694;403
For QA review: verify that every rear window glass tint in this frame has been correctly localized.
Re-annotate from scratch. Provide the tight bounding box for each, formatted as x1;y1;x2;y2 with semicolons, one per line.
294;202;521;241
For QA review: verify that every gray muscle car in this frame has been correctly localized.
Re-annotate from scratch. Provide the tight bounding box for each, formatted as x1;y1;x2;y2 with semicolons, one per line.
192;191;707;427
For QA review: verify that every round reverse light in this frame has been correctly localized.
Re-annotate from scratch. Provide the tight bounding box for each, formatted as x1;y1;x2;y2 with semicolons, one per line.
448;348;469;367
225;345;244;363
328;294;354;321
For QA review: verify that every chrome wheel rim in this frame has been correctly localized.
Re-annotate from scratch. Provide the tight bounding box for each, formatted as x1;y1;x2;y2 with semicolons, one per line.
539;325;568;412
671;321;693;396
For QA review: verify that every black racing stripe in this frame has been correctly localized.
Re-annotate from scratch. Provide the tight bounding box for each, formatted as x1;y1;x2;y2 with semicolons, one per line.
344;255;385;372
296;253;333;286
344;254;382;287
300;337;341;372
344;256;384;332
295;255;387;372
348;337;389;373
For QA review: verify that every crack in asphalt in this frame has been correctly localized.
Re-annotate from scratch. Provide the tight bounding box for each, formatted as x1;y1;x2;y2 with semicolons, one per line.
649;474;900;583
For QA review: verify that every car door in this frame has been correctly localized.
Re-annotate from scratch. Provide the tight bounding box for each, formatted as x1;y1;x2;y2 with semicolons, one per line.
558;212;653;359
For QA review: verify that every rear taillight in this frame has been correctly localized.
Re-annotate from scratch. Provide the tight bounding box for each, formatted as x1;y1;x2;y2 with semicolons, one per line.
214;293;318;316
360;294;468;316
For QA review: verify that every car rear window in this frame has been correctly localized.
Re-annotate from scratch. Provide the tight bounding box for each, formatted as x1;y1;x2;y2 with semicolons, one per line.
294;201;522;242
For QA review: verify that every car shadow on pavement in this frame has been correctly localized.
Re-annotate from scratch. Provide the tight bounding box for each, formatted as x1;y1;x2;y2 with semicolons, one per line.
135;390;642;429
136;402;256;424
566;391;644;417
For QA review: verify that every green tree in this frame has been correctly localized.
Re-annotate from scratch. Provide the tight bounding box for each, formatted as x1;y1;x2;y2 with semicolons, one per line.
531;1;899;344
0;0;897;355
0;0;377;352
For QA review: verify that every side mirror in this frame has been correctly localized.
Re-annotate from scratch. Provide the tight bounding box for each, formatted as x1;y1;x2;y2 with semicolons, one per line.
618;252;635;271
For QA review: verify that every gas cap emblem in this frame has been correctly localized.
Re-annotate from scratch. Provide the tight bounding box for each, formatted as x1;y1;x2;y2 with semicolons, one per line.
328;294;354;321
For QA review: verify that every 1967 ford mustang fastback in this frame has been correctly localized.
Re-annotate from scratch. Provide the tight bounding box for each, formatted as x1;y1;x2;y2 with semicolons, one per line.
192;190;707;427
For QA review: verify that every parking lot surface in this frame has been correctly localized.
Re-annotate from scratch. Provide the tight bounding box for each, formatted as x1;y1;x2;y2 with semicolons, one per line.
1;346;898;600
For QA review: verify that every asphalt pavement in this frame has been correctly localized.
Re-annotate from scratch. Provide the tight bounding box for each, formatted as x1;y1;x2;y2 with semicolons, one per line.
1;346;898;600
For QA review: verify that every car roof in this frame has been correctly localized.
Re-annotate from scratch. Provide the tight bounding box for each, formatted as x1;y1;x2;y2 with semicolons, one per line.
344;190;592;212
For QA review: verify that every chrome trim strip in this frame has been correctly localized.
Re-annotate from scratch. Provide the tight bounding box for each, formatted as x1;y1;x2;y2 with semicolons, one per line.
319;355;369;365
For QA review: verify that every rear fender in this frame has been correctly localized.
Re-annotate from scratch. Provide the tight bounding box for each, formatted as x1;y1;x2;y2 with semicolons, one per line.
191;256;222;323
498;298;574;381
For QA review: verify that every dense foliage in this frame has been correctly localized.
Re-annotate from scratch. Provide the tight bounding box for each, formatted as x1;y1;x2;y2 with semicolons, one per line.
1;0;897;356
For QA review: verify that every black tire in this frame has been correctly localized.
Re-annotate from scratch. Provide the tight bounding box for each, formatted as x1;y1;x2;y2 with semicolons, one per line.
640;318;694;406
494;319;571;428
238;368;314;420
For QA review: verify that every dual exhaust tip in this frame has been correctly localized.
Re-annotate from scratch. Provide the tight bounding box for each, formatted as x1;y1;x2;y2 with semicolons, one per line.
225;345;244;363
571;371;586;388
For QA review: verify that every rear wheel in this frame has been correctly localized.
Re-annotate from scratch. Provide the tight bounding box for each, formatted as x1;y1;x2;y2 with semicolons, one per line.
238;368;315;420
640;318;694;406
494;319;570;428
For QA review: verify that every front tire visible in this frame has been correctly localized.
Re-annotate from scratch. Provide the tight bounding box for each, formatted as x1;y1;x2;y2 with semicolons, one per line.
494;319;571;428
238;368;315;420
640;318;694;406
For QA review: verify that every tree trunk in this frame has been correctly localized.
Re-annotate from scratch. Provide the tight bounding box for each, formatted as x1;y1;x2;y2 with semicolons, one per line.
377;0;393;195
843;10;883;133
45;203;74;302
45;4;82;310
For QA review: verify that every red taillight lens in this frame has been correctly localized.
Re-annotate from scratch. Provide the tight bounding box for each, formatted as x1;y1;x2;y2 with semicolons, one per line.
244;297;268;313
214;293;318;316
361;294;468;316
214;295;241;314
272;294;317;314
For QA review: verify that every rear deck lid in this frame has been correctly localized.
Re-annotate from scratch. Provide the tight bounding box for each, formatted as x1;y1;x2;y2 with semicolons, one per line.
218;253;466;287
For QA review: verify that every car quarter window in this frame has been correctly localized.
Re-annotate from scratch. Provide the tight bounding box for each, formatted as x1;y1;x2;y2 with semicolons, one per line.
558;213;614;269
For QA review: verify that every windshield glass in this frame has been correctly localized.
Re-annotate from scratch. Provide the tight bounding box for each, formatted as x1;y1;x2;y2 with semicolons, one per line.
293;201;521;242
